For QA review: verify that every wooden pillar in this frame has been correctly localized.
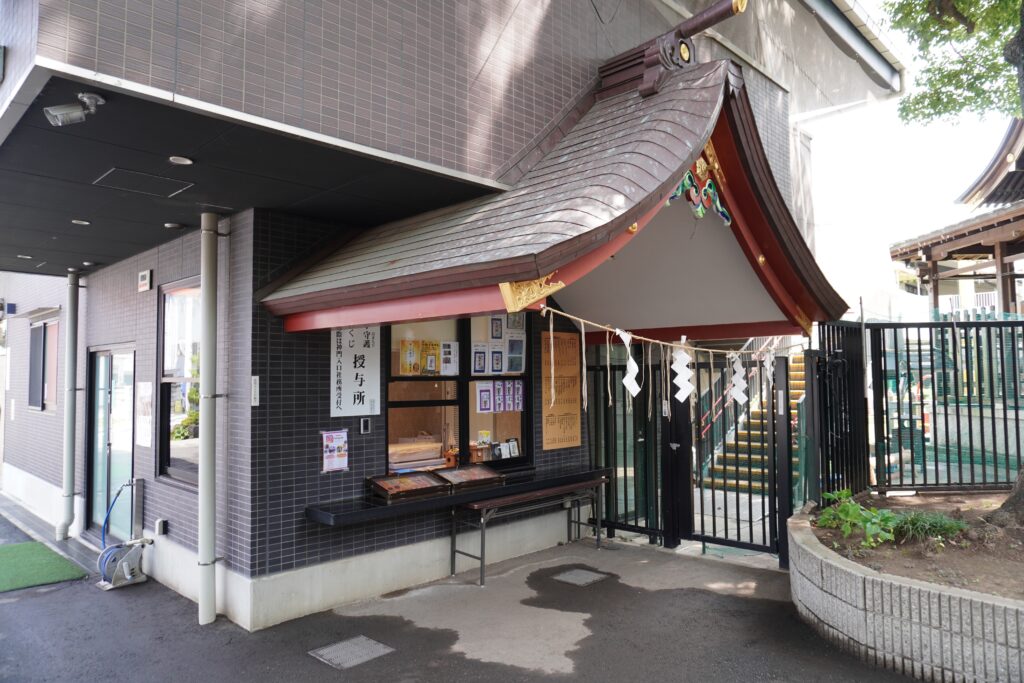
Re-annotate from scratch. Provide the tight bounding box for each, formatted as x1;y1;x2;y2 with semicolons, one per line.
994;242;1015;315
927;260;939;315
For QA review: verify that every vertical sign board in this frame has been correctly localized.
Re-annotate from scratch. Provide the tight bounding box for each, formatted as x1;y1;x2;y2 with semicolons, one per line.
331;326;381;417
541;331;582;450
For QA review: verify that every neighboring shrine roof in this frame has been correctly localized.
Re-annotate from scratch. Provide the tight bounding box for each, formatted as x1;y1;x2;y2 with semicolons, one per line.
890;200;1024;262
958;119;1024;208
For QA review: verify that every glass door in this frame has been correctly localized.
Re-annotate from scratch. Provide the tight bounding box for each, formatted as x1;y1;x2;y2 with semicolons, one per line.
90;350;134;541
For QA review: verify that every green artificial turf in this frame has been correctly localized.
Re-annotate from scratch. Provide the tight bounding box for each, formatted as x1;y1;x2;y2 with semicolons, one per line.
0;542;86;592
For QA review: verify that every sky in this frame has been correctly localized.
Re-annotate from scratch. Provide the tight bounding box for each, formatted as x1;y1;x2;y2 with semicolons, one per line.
800;11;1011;322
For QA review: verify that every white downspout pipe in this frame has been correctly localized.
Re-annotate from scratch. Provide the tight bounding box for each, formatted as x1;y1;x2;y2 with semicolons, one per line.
55;270;79;541
198;213;219;625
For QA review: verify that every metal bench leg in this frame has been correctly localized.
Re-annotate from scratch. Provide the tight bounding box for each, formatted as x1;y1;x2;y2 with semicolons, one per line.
479;512;487;586
596;486;602;549
450;508;457;576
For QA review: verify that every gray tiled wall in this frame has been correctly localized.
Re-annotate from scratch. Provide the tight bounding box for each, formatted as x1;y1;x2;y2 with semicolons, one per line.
81;212;253;573
35;0;672;182
249;210;589;577
2;273;87;490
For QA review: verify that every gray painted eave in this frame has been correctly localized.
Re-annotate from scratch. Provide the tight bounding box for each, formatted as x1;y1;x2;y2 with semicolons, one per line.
802;0;902;91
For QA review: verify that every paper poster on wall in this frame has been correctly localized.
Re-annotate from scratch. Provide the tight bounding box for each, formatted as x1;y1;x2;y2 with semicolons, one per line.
420;340;440;376
475;381;493;413
441;341;459;376
331;326;381;417
322;429;349;473
490;315;504;340
514;380;524;411
472;342;488;375
541;331;582;450
494;380;505;412
135;381;153;448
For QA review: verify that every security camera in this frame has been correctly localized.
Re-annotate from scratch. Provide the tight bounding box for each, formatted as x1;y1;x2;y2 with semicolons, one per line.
43;92;105;127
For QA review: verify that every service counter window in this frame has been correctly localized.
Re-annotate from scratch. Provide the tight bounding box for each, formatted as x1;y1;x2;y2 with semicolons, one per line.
385;314;530;473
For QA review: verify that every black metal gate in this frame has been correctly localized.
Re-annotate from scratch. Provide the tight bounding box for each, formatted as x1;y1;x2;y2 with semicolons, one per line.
587;348;793;565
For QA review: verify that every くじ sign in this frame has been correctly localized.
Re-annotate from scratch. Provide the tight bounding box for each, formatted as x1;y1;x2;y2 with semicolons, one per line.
331;326;381;417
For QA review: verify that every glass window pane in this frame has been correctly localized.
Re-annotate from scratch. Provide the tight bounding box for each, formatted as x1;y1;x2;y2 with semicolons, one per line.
470;314;526;375
387;405;459;472
390;320;458;376
163;286;201;378
387;380;457;402
469;380;524;463
44;322;59;409
167;381;200;477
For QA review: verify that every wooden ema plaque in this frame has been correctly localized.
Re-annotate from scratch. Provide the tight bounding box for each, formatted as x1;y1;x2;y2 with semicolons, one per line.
367;471;449;503
541;331;582;450
433;464;504;491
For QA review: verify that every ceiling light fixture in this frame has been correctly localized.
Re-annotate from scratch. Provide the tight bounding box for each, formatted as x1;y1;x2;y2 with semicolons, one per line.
71;219;91;226
43;92;105;127
67;267;78;273
168;156;193;166
164;222;183;229
82;261;94;267
16;254;32;259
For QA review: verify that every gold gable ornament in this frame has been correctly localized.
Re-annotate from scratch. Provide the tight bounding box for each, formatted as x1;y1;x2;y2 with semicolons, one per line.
498;273;566;313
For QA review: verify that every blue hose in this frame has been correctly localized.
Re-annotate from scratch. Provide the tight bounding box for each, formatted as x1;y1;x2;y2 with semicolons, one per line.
100;482;131;550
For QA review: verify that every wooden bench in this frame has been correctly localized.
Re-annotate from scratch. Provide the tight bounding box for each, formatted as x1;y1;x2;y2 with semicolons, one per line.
450;477;607;586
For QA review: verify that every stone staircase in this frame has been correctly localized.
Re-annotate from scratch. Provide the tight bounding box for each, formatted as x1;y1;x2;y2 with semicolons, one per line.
705;354;804;493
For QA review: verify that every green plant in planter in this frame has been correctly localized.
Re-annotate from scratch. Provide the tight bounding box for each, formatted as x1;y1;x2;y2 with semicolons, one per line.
893;511;967;545
817;489;899;548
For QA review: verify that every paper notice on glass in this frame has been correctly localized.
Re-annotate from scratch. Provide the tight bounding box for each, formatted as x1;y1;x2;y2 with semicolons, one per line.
472;342;488;376
489;341;503;374
514;380;524;411
476;381;494;413
494;380;505;412
322;429;349;473
420;340;440;375
331;326;381;417
135;381;153;448
441;341;459;376
505;329;526;375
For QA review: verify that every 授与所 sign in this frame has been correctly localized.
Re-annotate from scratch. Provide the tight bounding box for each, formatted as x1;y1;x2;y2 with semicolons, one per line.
331;326;381;417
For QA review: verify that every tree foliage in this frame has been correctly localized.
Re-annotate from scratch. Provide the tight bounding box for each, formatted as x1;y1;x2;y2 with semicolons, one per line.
884;0;1022;122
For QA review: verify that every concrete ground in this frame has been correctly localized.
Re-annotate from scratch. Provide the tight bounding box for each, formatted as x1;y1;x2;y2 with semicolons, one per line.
0;510;909;683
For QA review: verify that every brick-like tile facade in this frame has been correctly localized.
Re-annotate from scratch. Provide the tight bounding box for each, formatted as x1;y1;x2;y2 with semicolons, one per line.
81;212;253;573
35;0;672;182
248;211;588;577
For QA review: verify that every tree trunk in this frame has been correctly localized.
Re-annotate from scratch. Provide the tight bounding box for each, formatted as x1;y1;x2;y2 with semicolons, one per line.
1005;0;1024;112
994;470;1024;525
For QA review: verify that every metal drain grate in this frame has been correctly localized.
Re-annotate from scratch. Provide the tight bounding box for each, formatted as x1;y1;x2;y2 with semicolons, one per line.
552;569;609;586
309;635;394;670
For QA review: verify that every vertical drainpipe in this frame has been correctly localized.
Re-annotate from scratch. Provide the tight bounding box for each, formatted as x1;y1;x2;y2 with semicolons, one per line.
198;213;219;625
55;270;79;541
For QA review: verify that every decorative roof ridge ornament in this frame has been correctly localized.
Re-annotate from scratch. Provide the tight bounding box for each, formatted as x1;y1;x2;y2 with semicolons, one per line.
499;272;566;313
597;0;749;99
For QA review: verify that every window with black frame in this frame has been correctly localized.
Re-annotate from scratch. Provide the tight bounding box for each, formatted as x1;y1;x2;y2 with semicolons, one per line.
385;314;530;473
28;320;59;411
159;278;201;483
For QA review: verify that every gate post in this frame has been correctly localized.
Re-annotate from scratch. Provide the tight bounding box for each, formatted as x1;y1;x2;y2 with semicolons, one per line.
774;356;793;570
661;380;693;549
869;327;886;490
803;350;823;505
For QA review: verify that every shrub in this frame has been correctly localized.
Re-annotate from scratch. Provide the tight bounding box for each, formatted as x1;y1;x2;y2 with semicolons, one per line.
893;511;967;544
817;489;899;548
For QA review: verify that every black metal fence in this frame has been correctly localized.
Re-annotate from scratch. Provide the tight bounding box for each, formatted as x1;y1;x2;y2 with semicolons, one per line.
868;321;1024;491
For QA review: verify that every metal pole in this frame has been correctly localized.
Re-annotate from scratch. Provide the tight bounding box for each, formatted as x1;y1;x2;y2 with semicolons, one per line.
55;271;79;541
774;356;793;570
198;213;218;625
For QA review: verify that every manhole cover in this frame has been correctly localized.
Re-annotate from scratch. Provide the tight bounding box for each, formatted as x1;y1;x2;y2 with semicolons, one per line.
309;635;394;670
553;569;609;586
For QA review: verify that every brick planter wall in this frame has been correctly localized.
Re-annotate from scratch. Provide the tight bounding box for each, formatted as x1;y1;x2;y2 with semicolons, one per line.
788;514;1024;682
